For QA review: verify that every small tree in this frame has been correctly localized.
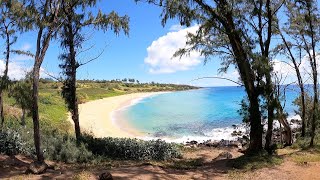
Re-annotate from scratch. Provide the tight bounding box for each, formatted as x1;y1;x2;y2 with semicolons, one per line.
8;74;33;126
0;0;28;128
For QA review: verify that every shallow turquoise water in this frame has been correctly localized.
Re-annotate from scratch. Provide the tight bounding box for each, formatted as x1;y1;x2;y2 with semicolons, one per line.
120;86;299;139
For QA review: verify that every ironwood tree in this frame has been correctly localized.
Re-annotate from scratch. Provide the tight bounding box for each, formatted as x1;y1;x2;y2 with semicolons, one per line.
0;0;28;128
59;0;129;141
137;0;287;153
25;0;62;164
284;0;319;146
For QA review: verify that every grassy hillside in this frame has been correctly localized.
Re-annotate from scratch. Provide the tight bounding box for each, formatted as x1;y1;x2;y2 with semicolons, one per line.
3;80;198;132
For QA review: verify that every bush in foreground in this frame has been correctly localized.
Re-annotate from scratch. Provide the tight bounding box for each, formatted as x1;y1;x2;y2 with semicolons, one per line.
82;135;182;161
0;128;28;155
0;128;182;162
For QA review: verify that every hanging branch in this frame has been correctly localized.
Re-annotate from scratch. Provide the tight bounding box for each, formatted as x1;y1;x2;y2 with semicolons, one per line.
191;76;243;86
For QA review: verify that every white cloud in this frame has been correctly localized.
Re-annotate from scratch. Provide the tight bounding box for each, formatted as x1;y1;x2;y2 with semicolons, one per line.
0;60;28;80
272;52;320;85
0;43;53;80
145;25;202;74
169;24;183;31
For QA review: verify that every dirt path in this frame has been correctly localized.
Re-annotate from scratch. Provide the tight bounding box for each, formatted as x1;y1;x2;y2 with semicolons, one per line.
1;147;320;180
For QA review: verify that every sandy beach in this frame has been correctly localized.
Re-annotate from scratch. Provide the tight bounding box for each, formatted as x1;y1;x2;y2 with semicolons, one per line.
68;92;167;138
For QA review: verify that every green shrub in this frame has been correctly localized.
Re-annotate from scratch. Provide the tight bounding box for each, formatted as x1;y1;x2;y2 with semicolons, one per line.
42;132;93;163
0;129;22;155
39;95;54;105
82;135;182;161
0;128;30;155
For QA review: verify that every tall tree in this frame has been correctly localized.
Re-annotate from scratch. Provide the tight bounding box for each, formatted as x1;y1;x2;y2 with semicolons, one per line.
277;28;306;137
26;0;62;164
286;0;319;146
138;0;283;153
59;0;129;141
0;0;26;128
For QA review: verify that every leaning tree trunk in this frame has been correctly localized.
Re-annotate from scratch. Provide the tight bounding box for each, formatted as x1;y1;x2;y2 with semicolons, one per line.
279;31;306;137
278;105;292;146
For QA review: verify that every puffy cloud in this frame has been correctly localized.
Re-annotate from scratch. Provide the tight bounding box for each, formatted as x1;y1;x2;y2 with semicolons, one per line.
145;25;202;74
0;43;52;80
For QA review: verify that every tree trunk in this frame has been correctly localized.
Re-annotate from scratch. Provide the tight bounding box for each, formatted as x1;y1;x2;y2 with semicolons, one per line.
66;12;81;141
32;64;44;162
299;83;306;137
278;105;292;146
0;29;11;129
264;72;275;152
305;0;318;147
310;83;318;147
248;93;263;152
224;13;263;153
195;0;264;153
0;93;4;129
279;31;306;137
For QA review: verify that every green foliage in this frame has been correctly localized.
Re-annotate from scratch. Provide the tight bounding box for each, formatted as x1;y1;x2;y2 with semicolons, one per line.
293;93;317;128
292;133;320;150
0;128;27;155
82;135;182;161
238;98;250;123
8;80;33;111
43;132;93;163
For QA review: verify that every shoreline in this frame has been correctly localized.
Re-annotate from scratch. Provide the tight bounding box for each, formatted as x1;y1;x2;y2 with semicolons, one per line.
68;91;302;145
68;92;169;138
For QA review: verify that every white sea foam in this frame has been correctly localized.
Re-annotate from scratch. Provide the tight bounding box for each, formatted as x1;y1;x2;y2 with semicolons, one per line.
140;114;302;144
141;124;249;143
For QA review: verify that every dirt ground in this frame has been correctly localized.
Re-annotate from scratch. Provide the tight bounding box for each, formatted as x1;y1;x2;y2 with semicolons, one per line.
1;147;320;180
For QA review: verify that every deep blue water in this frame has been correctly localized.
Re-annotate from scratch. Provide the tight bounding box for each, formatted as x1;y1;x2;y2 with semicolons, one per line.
120;86;300;139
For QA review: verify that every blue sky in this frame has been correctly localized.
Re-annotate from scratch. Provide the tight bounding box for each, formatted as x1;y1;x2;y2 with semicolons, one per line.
0;0;239;87
1;0;315;87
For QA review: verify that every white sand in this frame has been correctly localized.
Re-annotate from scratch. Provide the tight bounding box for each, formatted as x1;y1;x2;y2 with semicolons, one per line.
68;92;166;138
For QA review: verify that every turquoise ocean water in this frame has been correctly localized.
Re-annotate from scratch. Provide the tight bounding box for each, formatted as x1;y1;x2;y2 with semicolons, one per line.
118;86;300;141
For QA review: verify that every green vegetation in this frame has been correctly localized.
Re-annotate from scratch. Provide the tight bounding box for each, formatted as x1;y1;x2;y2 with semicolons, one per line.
0;80;188;163
82;135;182;161
0;126;181;163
